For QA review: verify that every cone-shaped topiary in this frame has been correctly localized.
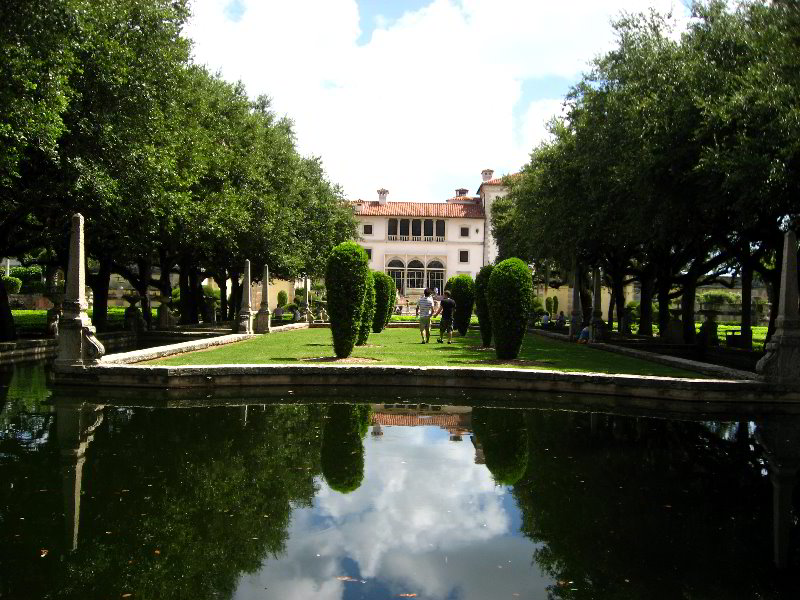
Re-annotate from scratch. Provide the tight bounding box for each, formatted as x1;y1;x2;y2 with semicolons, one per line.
325;242;370;357
444;274;475;336
487;258;533;359
474;265;494;347
371;271;394;333
357;271;376;345
321;404;369;494
384;275;396;326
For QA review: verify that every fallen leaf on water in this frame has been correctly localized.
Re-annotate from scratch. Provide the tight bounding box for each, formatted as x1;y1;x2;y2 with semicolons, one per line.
39;549;49;558
122;594;133;598
153;550;161;555
335;576;364;583
395;595;417;598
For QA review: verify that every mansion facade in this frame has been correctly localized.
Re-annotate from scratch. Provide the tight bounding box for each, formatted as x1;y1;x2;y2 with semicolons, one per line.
351;169;511;298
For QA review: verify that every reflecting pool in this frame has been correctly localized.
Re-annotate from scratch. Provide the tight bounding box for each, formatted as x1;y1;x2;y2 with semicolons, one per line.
1;363;799;599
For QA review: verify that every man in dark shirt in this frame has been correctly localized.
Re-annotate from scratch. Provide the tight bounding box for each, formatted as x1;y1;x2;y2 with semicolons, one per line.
434;290;457;344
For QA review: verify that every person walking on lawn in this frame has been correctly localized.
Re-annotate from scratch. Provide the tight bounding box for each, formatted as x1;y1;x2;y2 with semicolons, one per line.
418;288;434;343
435;290;456;344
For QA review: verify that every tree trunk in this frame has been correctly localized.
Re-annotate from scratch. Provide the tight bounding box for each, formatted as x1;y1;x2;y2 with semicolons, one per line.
639;273;655;337
217;270;228;322
607;289;615;330
135;259;152;330
0;277;17;341
680;280;697;344
612;276;626;333
179;263;191;325
188;266;201;325
89;256;113;333
741;261;753;345
657;278;671;338
157;249;173;297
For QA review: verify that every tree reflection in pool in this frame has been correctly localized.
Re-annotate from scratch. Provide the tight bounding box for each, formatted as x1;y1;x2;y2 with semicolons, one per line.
0;369;798;599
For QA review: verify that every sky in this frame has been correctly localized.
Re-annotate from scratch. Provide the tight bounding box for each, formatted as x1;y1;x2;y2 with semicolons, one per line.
186;0;690;203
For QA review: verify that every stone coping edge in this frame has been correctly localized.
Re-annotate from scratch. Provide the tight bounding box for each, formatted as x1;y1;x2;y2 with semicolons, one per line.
529;329;759;381
100;322;312;364
52;361;800;403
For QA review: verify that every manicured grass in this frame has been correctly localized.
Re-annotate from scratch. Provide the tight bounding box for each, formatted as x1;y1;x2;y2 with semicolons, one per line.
148;327;703;377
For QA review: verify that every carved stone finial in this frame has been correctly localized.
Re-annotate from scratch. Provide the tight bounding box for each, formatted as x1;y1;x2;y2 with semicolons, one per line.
255;264;272;333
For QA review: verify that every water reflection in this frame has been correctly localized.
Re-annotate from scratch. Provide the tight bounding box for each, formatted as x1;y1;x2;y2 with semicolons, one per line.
0;367;798;599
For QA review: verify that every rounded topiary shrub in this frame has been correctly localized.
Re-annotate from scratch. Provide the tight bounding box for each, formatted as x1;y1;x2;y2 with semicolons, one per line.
325;242;370;357
371;271;394;333
320;404;369;494
357;271;376;345
384;275;397;326
2;276;22;295
444;274;475;336
474;265;494;347
471;407;528;485
487;258;533;359
277;290;288;307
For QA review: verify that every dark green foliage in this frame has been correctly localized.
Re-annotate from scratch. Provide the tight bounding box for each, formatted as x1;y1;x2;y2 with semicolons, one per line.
474;265;494;347
320;404;370;494
325;242;370;357
384;275;396;327
472;407;528;485
444;274;475;336
545;296;553;314
371;271;393;333
2;277;22;294
9;266;44;293
356;271;375;345
277;290;288;307
487;258;533;359
552;296;559;315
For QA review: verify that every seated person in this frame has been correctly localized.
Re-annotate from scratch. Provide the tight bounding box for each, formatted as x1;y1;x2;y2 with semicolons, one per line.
577;325;590;343
541;312;550;326
556;311;566;327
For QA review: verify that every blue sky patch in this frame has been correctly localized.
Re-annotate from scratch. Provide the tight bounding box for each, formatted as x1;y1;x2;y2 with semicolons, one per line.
356;0;433;45
224;0;246;22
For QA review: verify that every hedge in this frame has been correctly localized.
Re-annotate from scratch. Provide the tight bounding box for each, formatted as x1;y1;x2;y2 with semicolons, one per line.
320;404;370;494
325;242;370;357
384;275;397;327
474;265;493;347
444;274;475;336
277;290;288;307
2;276;22;294
357;271;376;345
371;271;394;333
487;258;533;359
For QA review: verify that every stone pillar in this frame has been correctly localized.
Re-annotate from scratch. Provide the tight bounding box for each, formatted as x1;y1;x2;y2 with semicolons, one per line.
236;260;254;334
569;259;582;339
55;214;105;370
756;229;800;384
590;268;605;342
254;264;272;333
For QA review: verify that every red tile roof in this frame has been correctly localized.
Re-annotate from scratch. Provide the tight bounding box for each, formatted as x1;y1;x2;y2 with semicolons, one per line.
477;172;521;192
351;200;485;219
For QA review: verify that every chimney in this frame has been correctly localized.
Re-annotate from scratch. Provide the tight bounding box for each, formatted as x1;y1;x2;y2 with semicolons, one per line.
377;188;389;204
455;188;468;198
481;168;494;183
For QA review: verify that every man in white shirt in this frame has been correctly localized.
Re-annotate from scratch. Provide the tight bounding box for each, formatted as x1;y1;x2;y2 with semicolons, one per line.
418;288;434;343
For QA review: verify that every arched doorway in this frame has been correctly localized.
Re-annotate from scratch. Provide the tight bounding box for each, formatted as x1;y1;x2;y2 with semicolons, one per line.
427;260;445;294
386;259;405;295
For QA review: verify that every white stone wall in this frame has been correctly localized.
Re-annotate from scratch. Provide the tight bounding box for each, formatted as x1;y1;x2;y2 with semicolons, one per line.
357;215;485;291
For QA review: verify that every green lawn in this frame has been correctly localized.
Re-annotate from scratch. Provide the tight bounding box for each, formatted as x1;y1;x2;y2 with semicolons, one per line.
148;327;702;377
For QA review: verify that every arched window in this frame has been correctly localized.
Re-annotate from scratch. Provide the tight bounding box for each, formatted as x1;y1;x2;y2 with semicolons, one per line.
386;259;405;294
427;260;445;293
407;259;424;289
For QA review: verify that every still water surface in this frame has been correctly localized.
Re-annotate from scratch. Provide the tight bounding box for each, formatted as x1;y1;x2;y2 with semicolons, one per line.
1;363;798;599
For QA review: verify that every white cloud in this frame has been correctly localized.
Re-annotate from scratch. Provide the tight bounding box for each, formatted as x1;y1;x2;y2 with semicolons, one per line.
232;425;551;600
186;0;689;202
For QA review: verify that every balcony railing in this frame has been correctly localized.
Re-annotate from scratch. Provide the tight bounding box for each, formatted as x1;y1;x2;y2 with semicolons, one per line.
387;235;446;242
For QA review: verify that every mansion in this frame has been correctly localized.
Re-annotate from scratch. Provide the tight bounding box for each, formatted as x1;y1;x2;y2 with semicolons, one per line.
352;169;511;298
